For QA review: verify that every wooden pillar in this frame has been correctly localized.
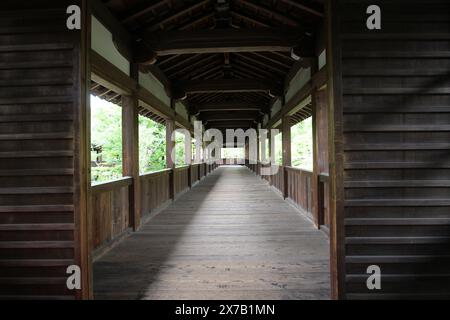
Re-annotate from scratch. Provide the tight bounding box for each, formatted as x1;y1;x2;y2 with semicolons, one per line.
282;115;292;167
122;94;141;231
166;118;175;199
282;115;291;199
77;0;92;300
311;88;320;227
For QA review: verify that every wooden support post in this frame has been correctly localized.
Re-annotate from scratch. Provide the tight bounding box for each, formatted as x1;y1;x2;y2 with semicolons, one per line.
184;130;192;166
78;0;92;300
282;115;292;167
122;94;141;231
166;118;175;199
244;142;249;165
267;128;272;185
311;88;320;227
282;115;291;199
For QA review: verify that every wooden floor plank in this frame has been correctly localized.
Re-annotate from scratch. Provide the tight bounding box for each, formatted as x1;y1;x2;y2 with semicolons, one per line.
93;166;330;300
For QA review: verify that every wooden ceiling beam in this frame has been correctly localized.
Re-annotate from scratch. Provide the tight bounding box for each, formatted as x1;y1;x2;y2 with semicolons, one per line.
232;66;266;80
230;11;271;27
196;102;266;113
205;120;254;128
232;0;299;27
201;110;260;120
173;79;283;100
137;28;306;60
168;54;220;78
145;0;211;32
179;13;215;30
280;0;324;18
120;0;169;24
250;52;292;69
191;65;223;80
234;53;287;75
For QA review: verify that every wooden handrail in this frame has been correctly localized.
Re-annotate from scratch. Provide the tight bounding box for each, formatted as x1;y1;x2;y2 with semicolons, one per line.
91;176;133;193
174;165;190;171
319;173;329;183
284;166;313;175
139;168;171;179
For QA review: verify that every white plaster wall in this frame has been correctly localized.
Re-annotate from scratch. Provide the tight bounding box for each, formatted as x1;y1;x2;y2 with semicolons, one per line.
271;99;282;118
285;67;311;102
139;71;171;106
91;16;130;75
319;49;327;70
175;102;189;120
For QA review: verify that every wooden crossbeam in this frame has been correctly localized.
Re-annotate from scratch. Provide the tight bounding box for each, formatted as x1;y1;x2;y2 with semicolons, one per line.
280;0;324;18
137;28;306;61
173;79;283;100
201;111;259;122
195;102;267;113
205;120;255;128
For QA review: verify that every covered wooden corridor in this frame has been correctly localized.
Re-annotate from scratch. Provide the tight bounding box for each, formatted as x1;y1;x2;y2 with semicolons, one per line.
2;0;450;301
94;166;329;300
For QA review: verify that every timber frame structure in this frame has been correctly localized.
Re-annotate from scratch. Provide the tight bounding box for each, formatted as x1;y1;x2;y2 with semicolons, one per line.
1;0;450;300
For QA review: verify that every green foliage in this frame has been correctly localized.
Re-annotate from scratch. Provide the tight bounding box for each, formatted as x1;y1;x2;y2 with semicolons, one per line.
274;132;283;165
90;95;168;183
291;117;313;170
139;115;166;173
90;96;123;183
174;131;186;167
222;147;244;159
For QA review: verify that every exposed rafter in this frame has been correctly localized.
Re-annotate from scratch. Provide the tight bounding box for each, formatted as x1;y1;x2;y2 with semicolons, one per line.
280;0;324;18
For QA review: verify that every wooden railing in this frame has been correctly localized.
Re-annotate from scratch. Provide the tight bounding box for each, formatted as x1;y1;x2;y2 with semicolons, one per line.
220;158;246;165
199;162;206;178
190;163;200;185
91;162;220;255
174;165;190;196
246;163;316;220
91;177;133;251
318;173;330;233
140;169;171;218
285;167;313;215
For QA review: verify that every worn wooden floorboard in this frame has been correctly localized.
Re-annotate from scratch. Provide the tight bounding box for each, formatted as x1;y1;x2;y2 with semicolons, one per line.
94;166;330;300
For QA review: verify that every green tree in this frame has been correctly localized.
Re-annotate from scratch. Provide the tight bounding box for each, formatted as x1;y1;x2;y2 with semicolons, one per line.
290;117;313;170
139;115;166;173
90;96;123;183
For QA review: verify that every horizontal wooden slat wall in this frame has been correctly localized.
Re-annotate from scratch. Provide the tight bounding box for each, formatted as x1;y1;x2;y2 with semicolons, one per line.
91;178;131;252
0;1;88;299
285;167;313;215
140;169;171;216
173;166;190;196
336;0;450;299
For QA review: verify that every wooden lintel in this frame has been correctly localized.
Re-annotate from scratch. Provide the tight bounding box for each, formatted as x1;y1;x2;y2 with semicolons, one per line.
90;50;137;95
266;81;312;129
312;66;328;89
137;86;174;120
173;79;283;99
139;28;306;57
175;114;193;131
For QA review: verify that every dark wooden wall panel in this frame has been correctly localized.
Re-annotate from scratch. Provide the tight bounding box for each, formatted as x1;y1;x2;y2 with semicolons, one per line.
0;1;87;299
140;169;171;216
91;179;130;251
336;0;450;299
174;166;189;196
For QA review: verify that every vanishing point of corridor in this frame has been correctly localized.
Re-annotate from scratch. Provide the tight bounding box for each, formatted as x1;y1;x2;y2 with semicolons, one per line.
94;166;330;300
